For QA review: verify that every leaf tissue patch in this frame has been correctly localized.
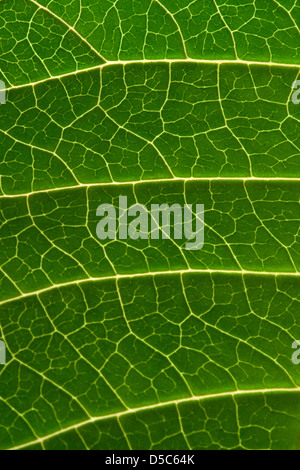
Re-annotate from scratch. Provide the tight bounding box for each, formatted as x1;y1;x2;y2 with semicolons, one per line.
0;0;299;451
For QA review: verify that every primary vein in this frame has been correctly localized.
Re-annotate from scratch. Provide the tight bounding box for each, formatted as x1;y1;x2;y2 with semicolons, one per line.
10;387;300;450
3;58;300;92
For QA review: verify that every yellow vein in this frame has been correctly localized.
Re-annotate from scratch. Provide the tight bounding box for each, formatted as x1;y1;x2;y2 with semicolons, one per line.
0;268;299;308
9;387;300;450
4;58;300;92
1;177;299;199
29;0;106;63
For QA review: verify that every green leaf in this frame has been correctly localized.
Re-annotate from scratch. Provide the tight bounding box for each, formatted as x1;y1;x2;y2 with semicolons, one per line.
0;0;299;450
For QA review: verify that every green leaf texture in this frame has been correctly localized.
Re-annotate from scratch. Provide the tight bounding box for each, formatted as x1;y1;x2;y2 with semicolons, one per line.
0;0;300;450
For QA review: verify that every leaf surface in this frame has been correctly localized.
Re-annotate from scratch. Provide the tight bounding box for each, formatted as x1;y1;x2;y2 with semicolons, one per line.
0;0;300;450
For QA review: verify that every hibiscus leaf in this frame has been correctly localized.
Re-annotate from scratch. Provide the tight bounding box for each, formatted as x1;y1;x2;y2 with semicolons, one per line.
0;0;299;450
